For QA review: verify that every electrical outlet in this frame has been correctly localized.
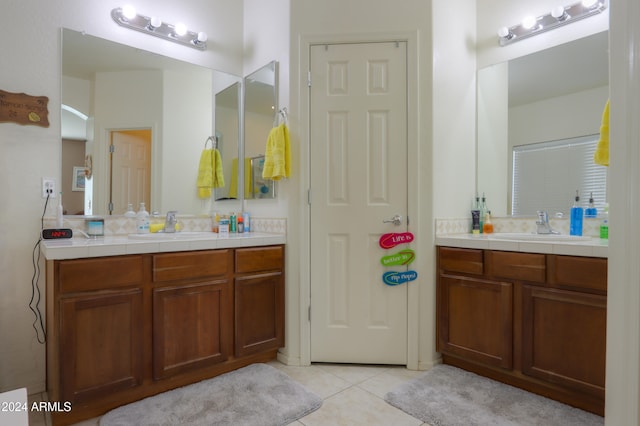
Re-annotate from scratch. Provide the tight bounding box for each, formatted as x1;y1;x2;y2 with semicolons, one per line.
42;177;56;198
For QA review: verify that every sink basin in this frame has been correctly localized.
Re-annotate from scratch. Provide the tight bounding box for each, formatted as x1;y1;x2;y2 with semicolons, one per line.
488;233;592;243
128;232;216;240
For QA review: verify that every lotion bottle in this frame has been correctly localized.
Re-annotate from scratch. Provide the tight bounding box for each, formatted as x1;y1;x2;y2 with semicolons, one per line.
570;190;583;236
136;202;150;234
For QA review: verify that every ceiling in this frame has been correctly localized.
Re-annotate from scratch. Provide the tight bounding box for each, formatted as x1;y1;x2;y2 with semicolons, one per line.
509;31;609;107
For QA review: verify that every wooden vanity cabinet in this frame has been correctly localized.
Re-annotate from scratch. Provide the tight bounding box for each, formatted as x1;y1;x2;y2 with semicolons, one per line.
50;255;145;405
234;246;285;357
47;245;285;425
437;247;607;416
151;250;234;379
437;248;513;369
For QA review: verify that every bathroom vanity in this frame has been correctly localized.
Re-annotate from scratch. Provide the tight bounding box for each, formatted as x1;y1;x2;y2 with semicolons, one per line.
42;233;285;425
436;235;607;416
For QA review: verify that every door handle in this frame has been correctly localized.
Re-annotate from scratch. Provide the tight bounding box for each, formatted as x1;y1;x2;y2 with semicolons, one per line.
383;214;403;226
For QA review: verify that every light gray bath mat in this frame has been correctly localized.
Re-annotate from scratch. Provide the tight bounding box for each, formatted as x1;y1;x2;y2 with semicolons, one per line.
100;363;322;426
385;364;603;426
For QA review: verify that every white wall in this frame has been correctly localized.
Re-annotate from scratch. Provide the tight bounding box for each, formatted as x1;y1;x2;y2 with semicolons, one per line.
0;0;243;394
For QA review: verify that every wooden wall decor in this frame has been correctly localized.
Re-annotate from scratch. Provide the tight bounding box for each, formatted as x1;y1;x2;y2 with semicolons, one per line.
0;89;49;128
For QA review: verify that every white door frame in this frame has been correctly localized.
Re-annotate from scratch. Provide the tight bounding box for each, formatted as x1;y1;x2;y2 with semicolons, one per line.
298;31;421;369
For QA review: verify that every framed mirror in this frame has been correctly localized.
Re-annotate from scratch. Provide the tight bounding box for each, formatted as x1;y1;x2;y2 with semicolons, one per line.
477;31;609;216
61;28;242;216
243;61;278;199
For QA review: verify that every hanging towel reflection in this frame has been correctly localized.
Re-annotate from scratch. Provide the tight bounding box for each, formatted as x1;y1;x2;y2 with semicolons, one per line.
197;148;224;199
262;123;291;180
594;99;609;166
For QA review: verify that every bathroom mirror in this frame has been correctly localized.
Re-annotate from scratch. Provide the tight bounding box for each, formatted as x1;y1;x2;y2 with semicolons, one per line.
61;28;242;216
477;31;609;216
243;61;278;199
213;82;241;201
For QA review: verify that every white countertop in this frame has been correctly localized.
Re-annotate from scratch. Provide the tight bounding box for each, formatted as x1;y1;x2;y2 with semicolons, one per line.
435;233;608;258
41;232;286;260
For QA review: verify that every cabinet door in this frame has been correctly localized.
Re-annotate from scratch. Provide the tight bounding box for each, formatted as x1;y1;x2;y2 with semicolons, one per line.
522;285;606;398
152;281;232;379
60;289;143;403
438;274;513;369
235;272;285;357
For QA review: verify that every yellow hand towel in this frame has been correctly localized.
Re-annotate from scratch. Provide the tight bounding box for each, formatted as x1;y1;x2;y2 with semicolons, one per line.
197;148;225;199
594;99;609;166
262;123;291;180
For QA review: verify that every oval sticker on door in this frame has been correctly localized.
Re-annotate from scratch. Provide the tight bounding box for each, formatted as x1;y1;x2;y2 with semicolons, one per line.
379;232;414;249
380;249;415;266
382;270;418;286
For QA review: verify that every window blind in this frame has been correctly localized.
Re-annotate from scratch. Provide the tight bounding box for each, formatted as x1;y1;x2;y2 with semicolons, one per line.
512;134;608;216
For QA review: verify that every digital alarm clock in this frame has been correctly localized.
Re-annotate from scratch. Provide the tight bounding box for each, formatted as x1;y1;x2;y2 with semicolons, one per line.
42;228;73;239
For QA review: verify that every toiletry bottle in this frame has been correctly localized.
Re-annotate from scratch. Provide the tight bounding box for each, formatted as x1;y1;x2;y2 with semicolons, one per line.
585;192;597;218
230;212;237;233
136;202;150;234
124;203;136;218
212;211;220;233
479;194;487;233
56;192;64;228
483;210;494;234
243;212;250;233
471;197;481;234
600;204;609;239
569;190;583;236
237;216;244;233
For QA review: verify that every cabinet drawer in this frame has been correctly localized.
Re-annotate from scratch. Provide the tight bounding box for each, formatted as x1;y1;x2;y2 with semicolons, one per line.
153;250;232;283
438;247;483;275
548;255;607;293
487;251;546;283
235;246;284;274
58;256;143;293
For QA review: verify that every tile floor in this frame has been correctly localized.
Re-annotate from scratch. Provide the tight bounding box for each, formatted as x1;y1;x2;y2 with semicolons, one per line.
27;361;430;426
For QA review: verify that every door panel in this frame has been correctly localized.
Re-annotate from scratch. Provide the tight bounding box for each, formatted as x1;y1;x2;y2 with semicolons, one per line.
110;129;151;214
310;42;408;364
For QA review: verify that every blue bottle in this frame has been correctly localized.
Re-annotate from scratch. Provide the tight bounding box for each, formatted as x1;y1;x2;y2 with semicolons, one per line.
570;190;584;236
585;192;598;218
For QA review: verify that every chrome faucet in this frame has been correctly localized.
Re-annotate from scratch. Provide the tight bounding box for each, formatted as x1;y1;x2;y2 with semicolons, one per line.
536;210;559;234
164;211;178;233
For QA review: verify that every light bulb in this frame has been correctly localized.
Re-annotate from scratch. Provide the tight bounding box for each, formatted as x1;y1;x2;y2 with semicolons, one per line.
197;32;208;43
497;27;510;38
582;0;599;8
174;22;187;36
149;16;162;29
122;5;137;20
521;15;538;30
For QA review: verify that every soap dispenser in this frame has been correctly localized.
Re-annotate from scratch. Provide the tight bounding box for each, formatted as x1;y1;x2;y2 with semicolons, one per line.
585;193;597;218
570;190;584;236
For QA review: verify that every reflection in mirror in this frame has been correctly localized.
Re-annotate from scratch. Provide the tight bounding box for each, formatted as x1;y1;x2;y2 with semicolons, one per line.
214;82;241;201
61;28;241;216
477;31;609;216
243;61;278;199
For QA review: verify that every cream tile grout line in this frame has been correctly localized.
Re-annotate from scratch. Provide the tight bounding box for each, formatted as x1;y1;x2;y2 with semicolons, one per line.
435;216;602;237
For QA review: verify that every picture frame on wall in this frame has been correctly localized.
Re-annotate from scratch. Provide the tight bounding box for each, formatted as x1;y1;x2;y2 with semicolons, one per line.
72;166;86;191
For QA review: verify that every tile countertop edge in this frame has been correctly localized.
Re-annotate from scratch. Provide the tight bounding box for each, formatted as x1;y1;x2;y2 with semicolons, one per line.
41;233;287;260
435;234;609;258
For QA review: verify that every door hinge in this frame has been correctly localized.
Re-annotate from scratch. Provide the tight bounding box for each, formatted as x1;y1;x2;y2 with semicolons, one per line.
308;305;311;322
108;202;114;213
307;71;312;87
307;188;312;205
109;144;115;153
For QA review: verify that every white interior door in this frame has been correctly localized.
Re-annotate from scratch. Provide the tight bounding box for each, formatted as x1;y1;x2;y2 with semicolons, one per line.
110;129;151;215
310;42;408;364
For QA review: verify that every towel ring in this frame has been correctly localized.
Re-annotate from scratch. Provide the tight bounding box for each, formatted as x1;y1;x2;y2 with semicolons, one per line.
273;107;288;127
204;135;217;149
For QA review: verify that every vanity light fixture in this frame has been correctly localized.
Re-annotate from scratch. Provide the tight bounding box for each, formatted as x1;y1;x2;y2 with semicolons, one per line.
497;0;606;46
111;6;207;50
